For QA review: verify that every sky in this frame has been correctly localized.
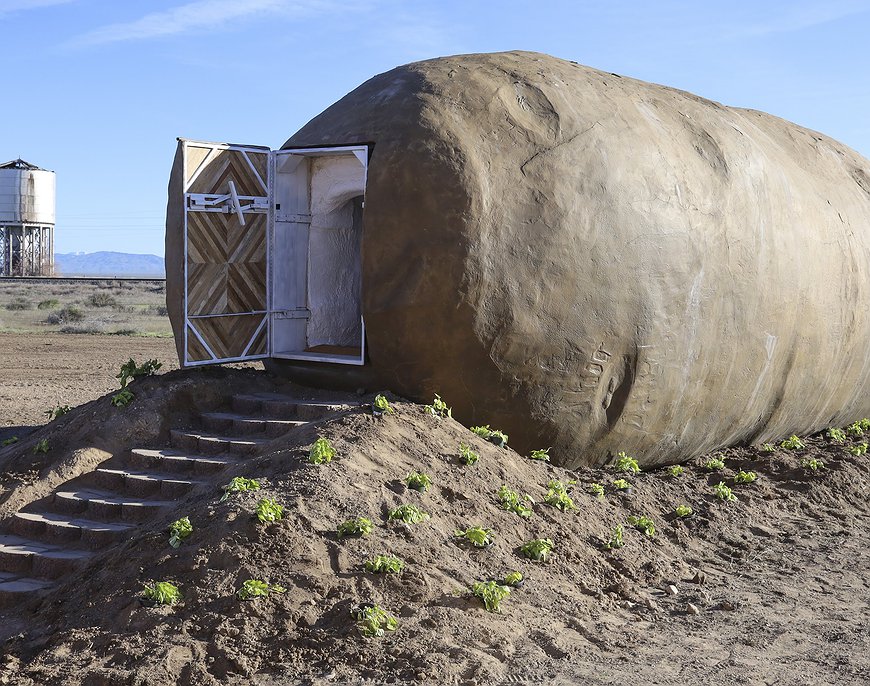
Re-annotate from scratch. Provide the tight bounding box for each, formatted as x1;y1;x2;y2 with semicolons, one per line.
2;0;869;256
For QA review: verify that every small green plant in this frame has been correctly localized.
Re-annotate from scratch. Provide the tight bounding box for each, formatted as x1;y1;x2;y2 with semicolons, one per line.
37;298;59;310
612;478;631;491
603;524;624;550
308;437;336;465
675;504;693;518
458;443;480;466
44;404;71;421
454;526;494;548
704;456;725;470
846;421;865;437
519;538;554;562
405;471;432;492
168;517;192;548
504;571;524;587
780;435;805;450
470;425;509;448
237;579;286;600
734;470;757;484
827;427;847;443
760;443;776;453
116;358;162;388
364;555;405;574
543;479;577;511
337;516;373;538
472;580;511;612
1;436;18;447
613;452;640;473
142;581;181;605
111;389;134;407
587;482;605;498
848;442;868;456
497;485;534;517
372;393;394;415
33;438;49;454
424;394;452;418
713;481;737;502
355;605;398;637
219;476;260;502
667;465;684;477
529;447;551;462
255;498;284;523
387;504;429;524
801;457;825;472
627;514;656;537
88;292;117;308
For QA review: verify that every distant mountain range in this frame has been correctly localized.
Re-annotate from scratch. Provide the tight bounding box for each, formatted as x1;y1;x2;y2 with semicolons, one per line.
55;252;165;277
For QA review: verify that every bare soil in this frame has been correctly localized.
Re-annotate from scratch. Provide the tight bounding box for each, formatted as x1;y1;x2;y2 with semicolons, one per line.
0;364;867;685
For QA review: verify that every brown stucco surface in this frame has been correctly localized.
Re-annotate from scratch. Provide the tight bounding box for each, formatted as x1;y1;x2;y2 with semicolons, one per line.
167;51;870;467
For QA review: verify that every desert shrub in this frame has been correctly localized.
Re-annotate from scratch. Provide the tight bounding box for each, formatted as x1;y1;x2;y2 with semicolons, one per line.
112;328;138;336
88;292;117;307
60;324;104;334
37;299;59;309
46;306;84;324
5;299;31;311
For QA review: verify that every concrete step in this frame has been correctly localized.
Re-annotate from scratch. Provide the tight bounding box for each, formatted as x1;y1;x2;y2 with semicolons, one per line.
52;489;174;523
10;511;134;549
127;448;242;475
93;468;204;498
199;412;307;437
169;430;270;456
232;393;353;420
0;572;54;607
0;535;91;580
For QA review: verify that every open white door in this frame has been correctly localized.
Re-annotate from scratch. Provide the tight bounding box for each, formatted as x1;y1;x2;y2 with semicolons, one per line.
270;145;368;365
180;139;271;365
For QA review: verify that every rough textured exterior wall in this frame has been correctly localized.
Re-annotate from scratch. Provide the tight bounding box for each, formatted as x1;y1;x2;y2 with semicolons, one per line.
169;51;870;467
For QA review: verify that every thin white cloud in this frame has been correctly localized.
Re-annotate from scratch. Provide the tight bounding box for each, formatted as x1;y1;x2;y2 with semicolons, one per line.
0;0;73;14
69;0;356;46
728;0;870;38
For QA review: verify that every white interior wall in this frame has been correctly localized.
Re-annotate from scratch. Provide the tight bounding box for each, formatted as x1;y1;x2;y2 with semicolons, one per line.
306;155;365;348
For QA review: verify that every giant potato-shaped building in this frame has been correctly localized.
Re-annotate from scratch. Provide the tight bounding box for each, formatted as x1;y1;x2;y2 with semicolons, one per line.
166;51;870;467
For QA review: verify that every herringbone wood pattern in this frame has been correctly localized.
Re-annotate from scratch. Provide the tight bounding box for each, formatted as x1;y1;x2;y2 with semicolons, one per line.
187;148;268;196
187;314;266;362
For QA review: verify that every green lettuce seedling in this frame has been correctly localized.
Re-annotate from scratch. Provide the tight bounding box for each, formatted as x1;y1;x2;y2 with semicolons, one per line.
760;443;775;453
847;421;865;438
529;448;551;462
337;516;373;538
848;442;868;456
237;579;286;600
355;605;398;637
220;476;260;502
713;481;737;502
373;394;394;416
45;404;71;421
364;555;405;574
32;438;49;454
801;457;825;471
117;358;161;388
614;452;640;473
603;525;624;549
627;514;655;536
587;482;605;498
142;581;181;605
612;478;631;491
472;581;510;612
111;389;134;407
387;504;429;524
504;571;524;587
459;443;479;466
168;516;192;548
667;465;684;477
470;425;509;448
405;471;432;492
454;526;494;548
255;498;284;523
675;505;693;518
827;427;847;443
543;479;577;511
424;394;452;418
519;538;554;562
704;456;725;470
497;485;534;517
308;437;336;465
1;437;18;447
734;470;757;484
780;435;805;450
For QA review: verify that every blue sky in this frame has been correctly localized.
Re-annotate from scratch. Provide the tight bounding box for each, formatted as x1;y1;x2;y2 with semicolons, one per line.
2;0;869;256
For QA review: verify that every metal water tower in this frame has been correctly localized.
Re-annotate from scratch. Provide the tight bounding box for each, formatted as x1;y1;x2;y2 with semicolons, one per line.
0;158;55;276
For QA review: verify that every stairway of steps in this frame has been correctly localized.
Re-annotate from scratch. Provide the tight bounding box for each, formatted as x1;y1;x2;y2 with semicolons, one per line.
0;392;352;607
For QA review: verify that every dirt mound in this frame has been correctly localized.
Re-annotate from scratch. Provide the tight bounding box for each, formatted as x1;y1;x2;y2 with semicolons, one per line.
1;375;869;685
